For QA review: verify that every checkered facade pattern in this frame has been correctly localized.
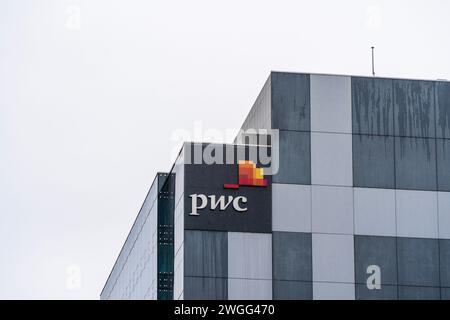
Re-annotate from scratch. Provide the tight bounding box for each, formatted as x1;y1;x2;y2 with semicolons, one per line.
102;72;450;300
177;73;450;300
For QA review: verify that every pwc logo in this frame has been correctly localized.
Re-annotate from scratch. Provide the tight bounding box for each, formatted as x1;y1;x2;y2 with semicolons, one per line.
188;161;268;216
224;160;268;189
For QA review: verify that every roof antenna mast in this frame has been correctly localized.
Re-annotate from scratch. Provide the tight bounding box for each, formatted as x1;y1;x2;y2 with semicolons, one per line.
371;46;376;77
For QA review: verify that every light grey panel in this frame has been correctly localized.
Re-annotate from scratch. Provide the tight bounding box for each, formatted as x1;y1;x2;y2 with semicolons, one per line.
397;237;440;287
312;234;354;283
239;75;271;132
174;148;185;206
354;236;397;285
273;131;311;184
272;184;311;233
184;230;227;278
173;243;184;300
354;188;396;237
394;80;435;138
398;286;440;300
352;77;394;136
273;232;312;282
311;186;353;235
313;282;355;300
439;192;450;239
228;279;272;300
355;284;398;300
353;134;395;189
228;232;272;280
271;72;310;131
174;194;184;297
174;199;184;256
273;281;312;300
440;239;450;287
101;175;159;300
311;132;353;186
395;190;438;239
436;82;450;139
184;277;227;300
395;137;437;191
311;75;352;134
437;139;450;192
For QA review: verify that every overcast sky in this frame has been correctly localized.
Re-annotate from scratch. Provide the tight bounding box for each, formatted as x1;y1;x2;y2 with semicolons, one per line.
1;0;449;299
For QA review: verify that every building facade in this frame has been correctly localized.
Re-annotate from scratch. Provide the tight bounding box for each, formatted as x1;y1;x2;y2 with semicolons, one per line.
101;72;450;300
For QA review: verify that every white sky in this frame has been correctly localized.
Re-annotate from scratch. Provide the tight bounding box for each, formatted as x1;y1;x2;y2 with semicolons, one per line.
1;0;449;299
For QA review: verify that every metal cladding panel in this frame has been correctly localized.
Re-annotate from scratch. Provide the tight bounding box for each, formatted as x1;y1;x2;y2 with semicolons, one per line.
394;137;437;191
394;80;436;138
398;286;441;300
228;232;272;280
184;230;228;278
439;192;450;239
183;143;272;233
352;77;394;136
310;74;352;134
173;151;185;300
272;184;311;233
354;188;396;237
311;185;354;235
228;279;272;300
353;134;395;189
439;239;450;287
355;284;398;300
184;277;228;300
272;232;312;282
271;72;310;131
273;281;313;300
101;175;159;300
273;130;311;185
313;282;355;300
436;82;450;139
437;138;450;192
354;236;398;286
395;190;438;239
312;233;355;284
311;132;353;186
397;237;440;287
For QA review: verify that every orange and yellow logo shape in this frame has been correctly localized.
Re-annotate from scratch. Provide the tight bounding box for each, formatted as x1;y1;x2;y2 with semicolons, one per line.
224;160;268;189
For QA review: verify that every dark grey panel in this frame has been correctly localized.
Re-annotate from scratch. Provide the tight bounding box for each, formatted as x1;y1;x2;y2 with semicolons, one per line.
437;139;450;192
397;238;440;287
395;137;437;190
352;77;394;136
273;131;311;184
273;232;312;282
442;288;450;300
184;230;227;278
355;284;398;300
354;236;397;285
436;82;450;139
273;280;312;300
440;239;450;288
271;72;310;131
394;80;435;138
353;135;395;189
398;286;440;300
184;277;227;300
